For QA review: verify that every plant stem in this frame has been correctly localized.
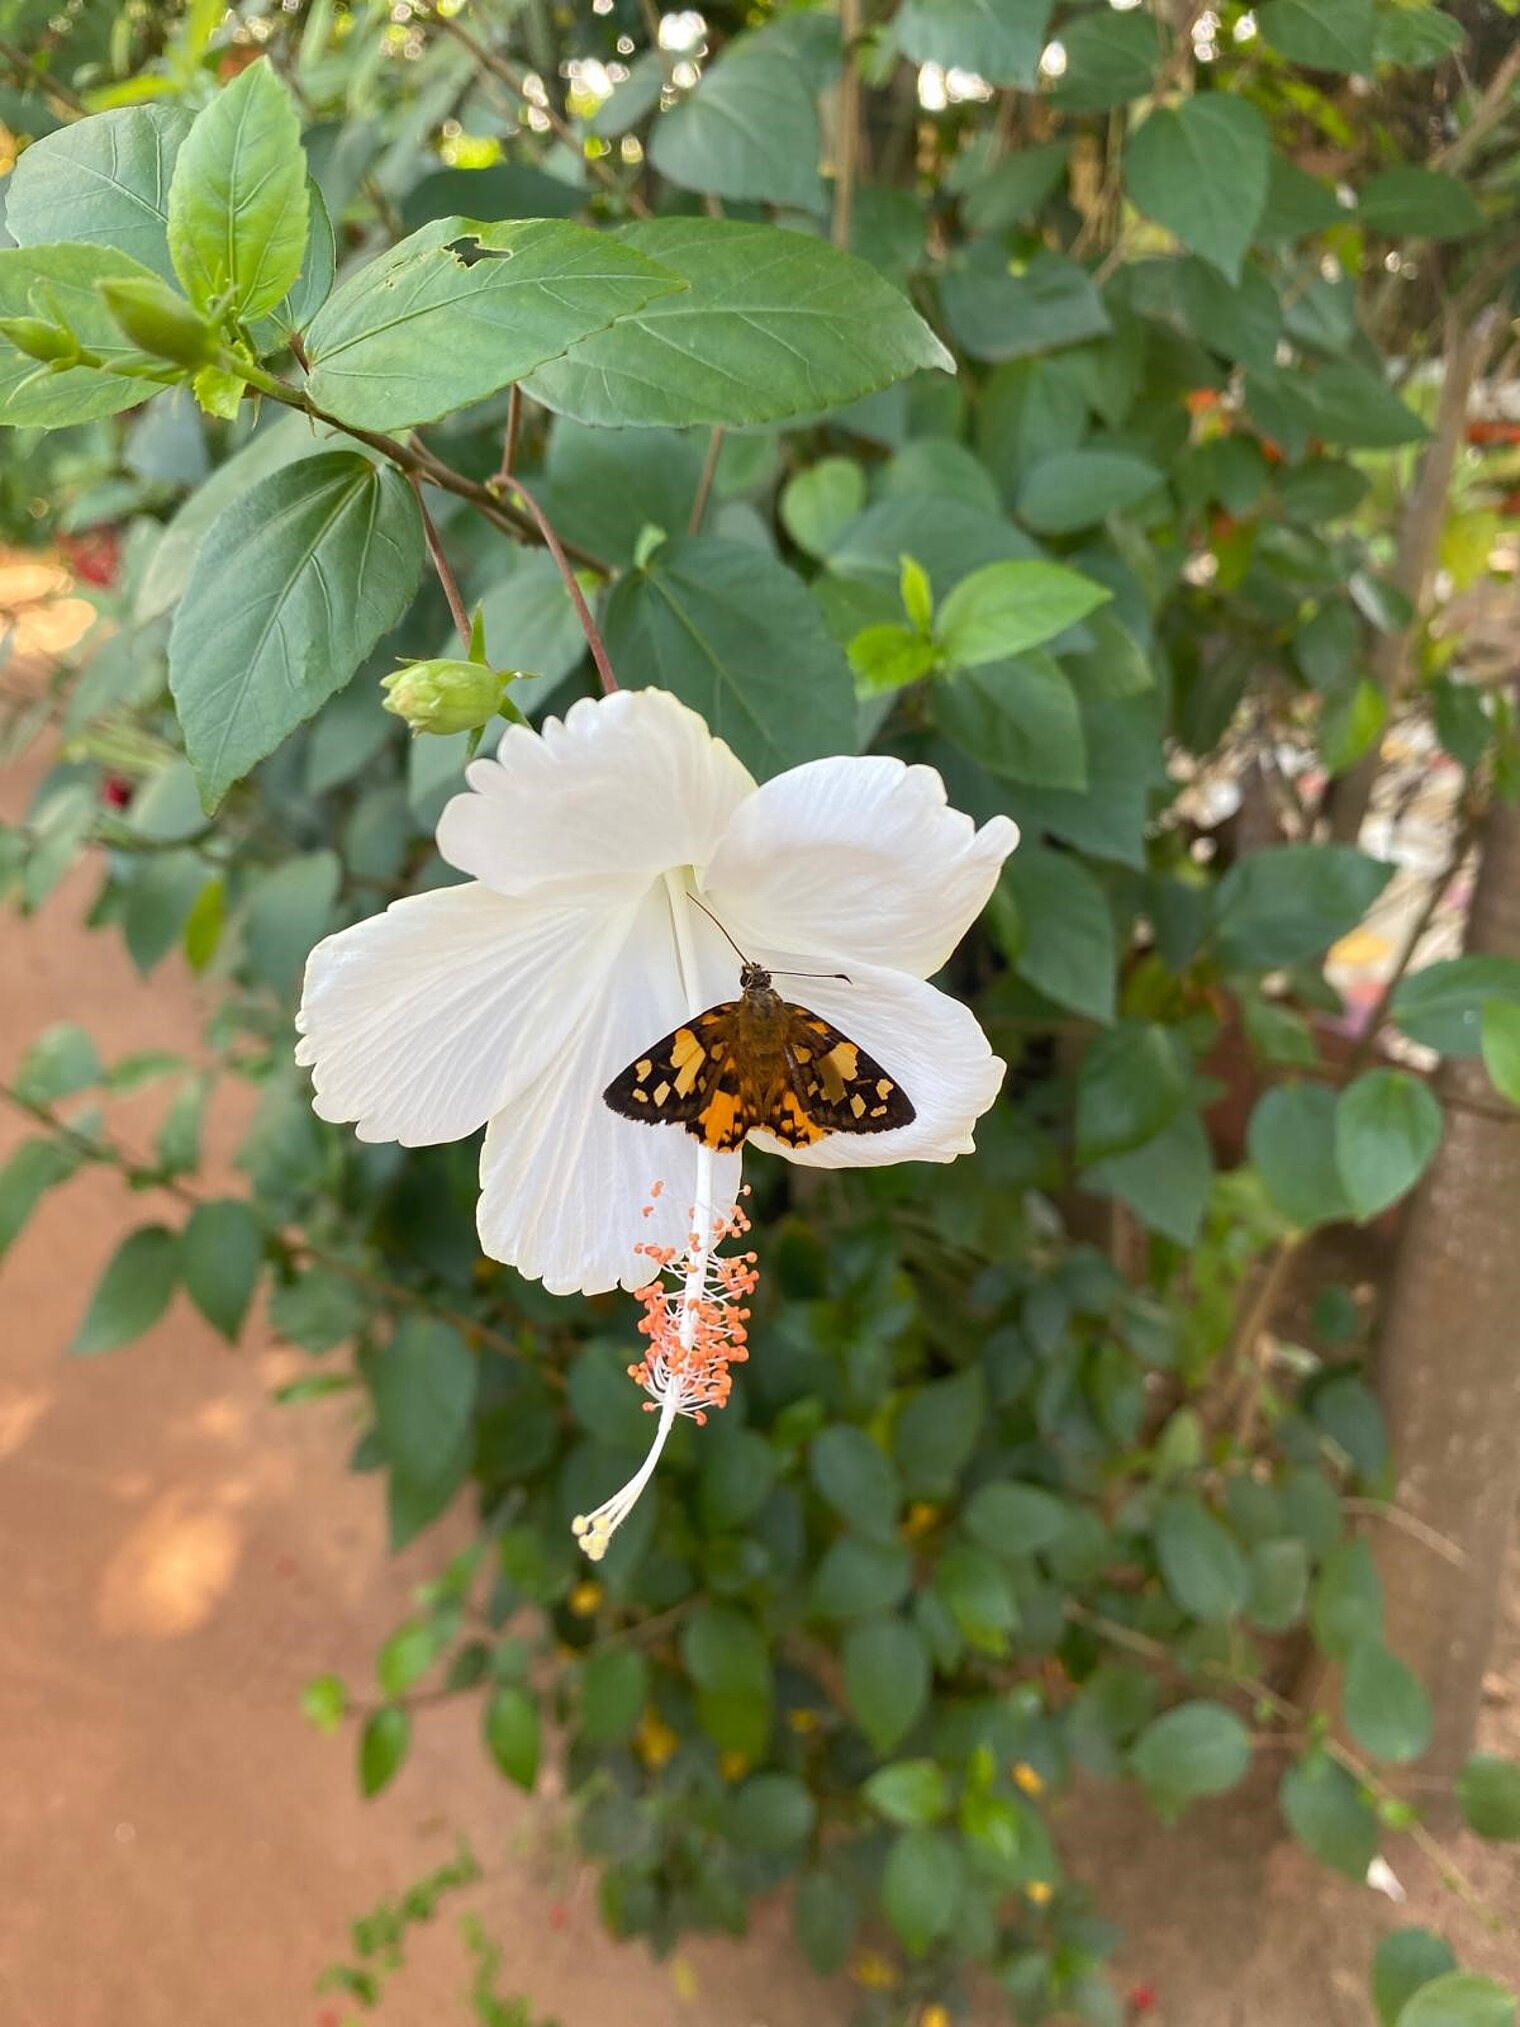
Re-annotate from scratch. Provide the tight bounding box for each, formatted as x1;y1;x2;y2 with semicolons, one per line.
832;0;862;250
498;385;523;486
1346;809;1477;1076
688;427;724;534
0;1082;542;1372
0;37;88;115
491;474;619;694
410;477;472;649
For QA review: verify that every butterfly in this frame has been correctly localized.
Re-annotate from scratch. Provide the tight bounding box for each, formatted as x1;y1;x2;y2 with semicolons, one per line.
603;959;916;1153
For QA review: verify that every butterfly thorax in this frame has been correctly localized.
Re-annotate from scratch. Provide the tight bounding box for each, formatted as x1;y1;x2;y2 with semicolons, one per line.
734;964;789;1051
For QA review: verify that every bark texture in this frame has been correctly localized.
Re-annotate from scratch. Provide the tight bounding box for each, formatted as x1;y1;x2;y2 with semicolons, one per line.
1376;797;1520;1793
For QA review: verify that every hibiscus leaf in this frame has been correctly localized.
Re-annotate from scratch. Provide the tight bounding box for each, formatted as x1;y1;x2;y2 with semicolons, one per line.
522;217;951;429
605;535;858;777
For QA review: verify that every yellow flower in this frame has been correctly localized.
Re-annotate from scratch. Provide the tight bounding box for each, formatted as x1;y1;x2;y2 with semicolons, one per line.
719;1749;751;1782
788;1707;822;1734
568;1580;604;1617
902;1501;941;1541
850;1949;901;1991
1012;1761;1045;1797
634;1706;680;1771
920;2007;952;2027
1026;1879;1054;1907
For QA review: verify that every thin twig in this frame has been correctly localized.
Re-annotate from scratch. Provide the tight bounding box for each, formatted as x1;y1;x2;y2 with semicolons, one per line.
490;474;618;694
832;0;862;249
1342;1499;1467;1570
688;427;724;535
1434;41;1520;175
421;7;652;218
1346;811;1478;1075
498;385;523;487
0;37;88;116
410;476;472;649
1228;1237;1299;1449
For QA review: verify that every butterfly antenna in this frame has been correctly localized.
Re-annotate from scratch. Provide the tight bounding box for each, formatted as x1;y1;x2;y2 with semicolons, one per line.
686;893;750;964
773;967;851;982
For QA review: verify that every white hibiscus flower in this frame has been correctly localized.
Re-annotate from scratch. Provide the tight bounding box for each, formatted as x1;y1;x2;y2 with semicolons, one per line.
295;686;1017;1552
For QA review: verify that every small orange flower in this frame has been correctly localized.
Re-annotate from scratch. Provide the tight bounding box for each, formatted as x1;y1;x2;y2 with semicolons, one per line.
850;1949;900;1991
1012;1761;1045;1798
634;1706;680;1771
1026;1880;1054;1907
568;1580;603;1617
719;1750;752;1782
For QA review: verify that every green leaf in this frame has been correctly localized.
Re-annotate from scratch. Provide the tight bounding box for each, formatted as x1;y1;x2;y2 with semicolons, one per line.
844;1617;931;1753
0;1137;80;1265
302;216;681;430
301;1671;348;1735
5;104;190;284
249;177;336;352
811;1536;913;1619
1017;451;1164;535
268;1267;367;1352
167;58;309;321
881;1827;963;1958
580;1648;649;1746
725;1772;817;1854
1343;1640;1432;1764
894;1367;985;1499
1248;1083;1352;1229
605;535;856;778
964;1482;1069;1558
1050;6;1164;109
359;1705;411;1797
1397;1975;1517;2027
680;1603;773;1755
1246;1537;1311;1633
180;1199;263;1342
1357;167;1483;240
794;1869;858;1977
1214;842;1392;970
937;558;1110;665
897;0;1054;87
1257;0;1374;72
935;1542;1018;1651
1124;96;1270;284
940;250;1110;361
15;1023;101;1104
1129;1702;1251;1822
1258;155;1348;241
850;624;938;694
1155;1495;1249;1624
1456;1755;1520;1841
936;655;1086;789
1334;1069;1443;1222
376;1618;445;1697
780;458;867;559
169;451;425;811
1312;1539;1384;1661
1280;1753;1378;1878
1075;1021;1187;1163
70;1224;180;1355
1374;1930;1459;2027
651;47;823;211
863;1758;950;1826
483;1684;541;1790
1086;1105;1213;1248
524;218;950;429
999;847;1116;1022
244;850;342;990
1374;8;1466;69
370;1319;478;1549
810;1426;901;1542
1482;999;1520;1104
1176;259;1284;372
1391;957;1520;1057
0;242;169;427
962;140;1069;234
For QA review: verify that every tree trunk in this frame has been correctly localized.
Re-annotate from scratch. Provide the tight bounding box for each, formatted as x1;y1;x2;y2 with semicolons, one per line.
1375;795;1520;1799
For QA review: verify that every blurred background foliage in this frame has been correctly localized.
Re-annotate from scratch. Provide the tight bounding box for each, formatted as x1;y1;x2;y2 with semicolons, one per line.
2;0;1520;2021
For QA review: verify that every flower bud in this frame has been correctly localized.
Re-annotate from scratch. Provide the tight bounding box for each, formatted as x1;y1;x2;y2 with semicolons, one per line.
95;277;217;367
381;659;505;735
0;314;81;364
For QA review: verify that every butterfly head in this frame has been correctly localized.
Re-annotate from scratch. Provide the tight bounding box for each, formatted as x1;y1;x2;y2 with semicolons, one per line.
738;960;772;994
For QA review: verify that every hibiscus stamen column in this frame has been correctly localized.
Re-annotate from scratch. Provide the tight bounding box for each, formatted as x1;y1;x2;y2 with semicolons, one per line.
572;877;756;1561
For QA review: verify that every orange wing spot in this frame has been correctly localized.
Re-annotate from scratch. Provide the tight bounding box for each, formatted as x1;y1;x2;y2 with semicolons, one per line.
635;1058;653;1082
699;1088;744;1150
670;1028;703;1065
850;1093;867;1119
876;1079;893;1100
652;1081;672;1107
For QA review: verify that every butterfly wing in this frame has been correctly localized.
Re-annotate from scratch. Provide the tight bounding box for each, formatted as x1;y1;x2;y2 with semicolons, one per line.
771;1005;916;1143
602;1005;756;1152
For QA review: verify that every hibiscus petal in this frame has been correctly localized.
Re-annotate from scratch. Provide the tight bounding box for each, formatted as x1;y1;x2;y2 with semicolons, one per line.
477;881;742;1295
438;687;756;903
746;963;1006;1169
295;883;627;1146
702;755;1018;979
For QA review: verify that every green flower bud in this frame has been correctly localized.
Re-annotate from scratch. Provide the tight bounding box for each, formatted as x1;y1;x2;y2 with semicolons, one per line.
0;314;81;364
381;659;506;736
96;277;217;367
